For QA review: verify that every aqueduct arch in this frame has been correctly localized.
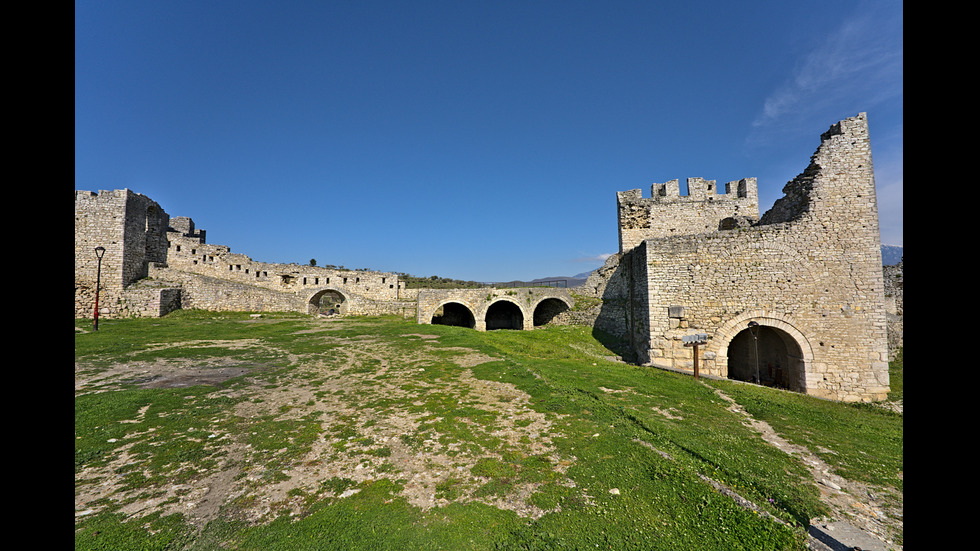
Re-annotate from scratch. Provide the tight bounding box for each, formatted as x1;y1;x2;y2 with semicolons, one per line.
417;288;574;331
708;311;814;394
431;301;477;328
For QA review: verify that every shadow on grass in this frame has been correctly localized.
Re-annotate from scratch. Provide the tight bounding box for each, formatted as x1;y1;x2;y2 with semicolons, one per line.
591;327;635;363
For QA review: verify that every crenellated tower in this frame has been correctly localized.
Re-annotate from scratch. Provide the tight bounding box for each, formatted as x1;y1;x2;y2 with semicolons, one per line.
617;177;759;253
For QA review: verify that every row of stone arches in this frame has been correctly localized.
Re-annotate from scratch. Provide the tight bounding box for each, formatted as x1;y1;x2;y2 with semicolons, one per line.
306;288;572;332
431;297;570;331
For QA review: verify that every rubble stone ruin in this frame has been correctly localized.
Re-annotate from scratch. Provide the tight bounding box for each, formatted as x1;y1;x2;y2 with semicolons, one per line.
75;113;889;402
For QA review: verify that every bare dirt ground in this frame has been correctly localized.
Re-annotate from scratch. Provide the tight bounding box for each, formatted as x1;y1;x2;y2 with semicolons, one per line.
75;325;576;529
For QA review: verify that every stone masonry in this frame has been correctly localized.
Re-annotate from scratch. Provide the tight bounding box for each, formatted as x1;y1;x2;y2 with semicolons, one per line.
416;288;574;331
75;190;413;320
578;113;889;402
74;113;891;402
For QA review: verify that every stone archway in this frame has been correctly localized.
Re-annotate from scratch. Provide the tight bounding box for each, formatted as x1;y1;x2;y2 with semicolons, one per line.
533;297;571;327
431;301;476;328
727;324;806;392
485;300;523;330
709;311;813;394
309;289;349;316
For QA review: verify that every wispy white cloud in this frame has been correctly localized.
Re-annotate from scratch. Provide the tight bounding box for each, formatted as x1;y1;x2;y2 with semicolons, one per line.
752;2;902;131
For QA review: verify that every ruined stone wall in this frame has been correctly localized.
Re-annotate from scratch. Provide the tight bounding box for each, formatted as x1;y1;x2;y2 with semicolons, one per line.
75;189;409;319
147;265;306;313
883;258;903;354
570;253;632;340
164;224;402;303
609;113;889;402
618;177;759;254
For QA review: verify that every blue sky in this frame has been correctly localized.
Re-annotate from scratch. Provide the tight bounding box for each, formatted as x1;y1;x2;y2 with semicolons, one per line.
75;0;903;283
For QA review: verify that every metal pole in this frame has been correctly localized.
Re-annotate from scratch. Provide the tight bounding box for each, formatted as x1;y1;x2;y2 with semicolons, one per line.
748;321;760;384
94;246;106;331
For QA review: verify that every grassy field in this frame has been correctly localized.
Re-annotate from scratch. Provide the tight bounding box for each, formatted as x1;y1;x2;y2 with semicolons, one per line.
75;312;903;550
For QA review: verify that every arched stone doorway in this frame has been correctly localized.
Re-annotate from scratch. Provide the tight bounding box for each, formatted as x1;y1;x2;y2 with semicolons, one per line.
431;302;476;328
727;324;806;392
533;297;570;327
485;300;523;330
310;289;349;316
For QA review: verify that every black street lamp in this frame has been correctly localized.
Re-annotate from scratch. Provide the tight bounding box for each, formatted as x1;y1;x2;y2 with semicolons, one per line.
93;246;106;330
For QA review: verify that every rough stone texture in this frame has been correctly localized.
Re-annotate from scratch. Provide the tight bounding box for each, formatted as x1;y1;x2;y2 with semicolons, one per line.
882;258;903;355
416;288;574;331
593;113;890;402
75;189;171;319
75;190;410;320
74;113;893;403
618;177;759;253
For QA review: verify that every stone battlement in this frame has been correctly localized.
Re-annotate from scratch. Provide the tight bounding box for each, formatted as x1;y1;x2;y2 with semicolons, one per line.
617;178;759;253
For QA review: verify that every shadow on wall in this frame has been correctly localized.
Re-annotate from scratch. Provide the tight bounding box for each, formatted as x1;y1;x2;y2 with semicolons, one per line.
589;253;636;362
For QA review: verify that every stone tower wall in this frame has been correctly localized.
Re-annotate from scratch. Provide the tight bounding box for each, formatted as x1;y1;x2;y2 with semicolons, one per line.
75;190;407;320
75;189;170;318
623;113;888;402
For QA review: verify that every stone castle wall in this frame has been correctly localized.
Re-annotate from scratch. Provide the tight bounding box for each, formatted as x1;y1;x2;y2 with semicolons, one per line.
75;189;171;318
603;113;889;402
416;288;574;331
75;190;409;320
74;113;892;402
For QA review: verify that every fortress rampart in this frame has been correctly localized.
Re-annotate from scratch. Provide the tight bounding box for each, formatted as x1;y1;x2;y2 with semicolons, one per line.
583;113;888;402
75;189;409;319
74;113;891;402
620;113;888;401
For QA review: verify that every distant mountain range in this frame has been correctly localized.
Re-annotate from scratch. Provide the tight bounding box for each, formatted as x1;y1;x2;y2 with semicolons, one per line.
522;245;903;287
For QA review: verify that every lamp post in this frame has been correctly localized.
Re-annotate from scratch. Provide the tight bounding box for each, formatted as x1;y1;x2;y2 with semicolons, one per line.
748;321;760;384
93;246;106;331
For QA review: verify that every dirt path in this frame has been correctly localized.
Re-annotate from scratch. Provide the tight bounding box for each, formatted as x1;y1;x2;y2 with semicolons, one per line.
708;385;902;551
